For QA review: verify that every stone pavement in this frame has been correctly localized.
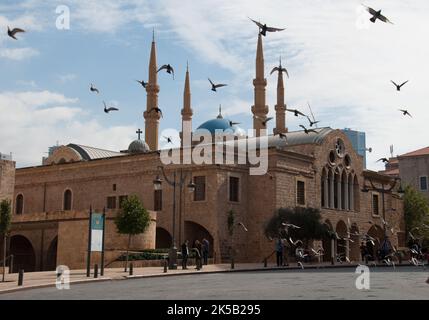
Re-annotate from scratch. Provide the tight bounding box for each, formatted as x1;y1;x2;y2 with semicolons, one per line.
0;261;409;294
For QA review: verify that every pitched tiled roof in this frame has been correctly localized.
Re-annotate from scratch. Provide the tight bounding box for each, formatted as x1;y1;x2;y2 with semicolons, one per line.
399;146;429;158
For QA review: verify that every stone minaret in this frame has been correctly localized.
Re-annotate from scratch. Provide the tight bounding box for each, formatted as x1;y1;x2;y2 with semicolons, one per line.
180;63;193;147
251;34;269;137
143;32;160;151
273;57;287;135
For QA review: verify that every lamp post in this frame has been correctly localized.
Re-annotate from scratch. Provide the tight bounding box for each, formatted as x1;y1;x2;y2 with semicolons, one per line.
153;166;195;269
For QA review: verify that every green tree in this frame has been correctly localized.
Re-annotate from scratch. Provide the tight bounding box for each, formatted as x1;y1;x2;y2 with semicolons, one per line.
403;185;429;241
265;207;327;246
0;200;12;282
114;195;151;272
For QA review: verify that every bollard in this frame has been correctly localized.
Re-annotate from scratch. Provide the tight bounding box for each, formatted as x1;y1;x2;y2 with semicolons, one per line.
231;258;235;270
129;263;133;276
264;258;267;268
17;269;24;286
331;257;334;265
163;259;168;273
94;264;98;278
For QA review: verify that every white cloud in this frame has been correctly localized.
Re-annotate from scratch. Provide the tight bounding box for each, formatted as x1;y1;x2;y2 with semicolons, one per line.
58;73;77;83
0;47;39;60
0;90;136;167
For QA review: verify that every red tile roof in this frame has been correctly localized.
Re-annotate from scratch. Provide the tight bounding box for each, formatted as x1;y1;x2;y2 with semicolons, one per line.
400;146;429;158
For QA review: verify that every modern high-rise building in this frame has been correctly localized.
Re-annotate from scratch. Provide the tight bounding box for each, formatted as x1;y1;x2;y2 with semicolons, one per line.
342;128;368;168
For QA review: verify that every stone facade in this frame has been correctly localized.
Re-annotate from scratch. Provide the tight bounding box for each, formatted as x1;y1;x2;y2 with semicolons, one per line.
0;159;15;203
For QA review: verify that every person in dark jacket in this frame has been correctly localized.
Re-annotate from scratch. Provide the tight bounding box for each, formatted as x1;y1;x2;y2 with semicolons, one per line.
194;240;202;270
181;240;189;270
202;238;210;265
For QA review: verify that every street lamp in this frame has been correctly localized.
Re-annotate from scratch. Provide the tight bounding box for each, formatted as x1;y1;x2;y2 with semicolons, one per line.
153;166;195;269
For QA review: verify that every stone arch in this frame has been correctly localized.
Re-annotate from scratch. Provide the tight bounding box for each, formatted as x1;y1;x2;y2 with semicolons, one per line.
9;235;36;272
322;219;333;262
15;194;24;215
63;189;72;211
353;175;360;211
45;236;58;271
184;221;214;256
155;227;172;249
336;220;348;258
367;225;384;261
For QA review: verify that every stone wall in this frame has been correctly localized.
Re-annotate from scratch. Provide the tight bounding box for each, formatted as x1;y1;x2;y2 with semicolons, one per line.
0;159;15;203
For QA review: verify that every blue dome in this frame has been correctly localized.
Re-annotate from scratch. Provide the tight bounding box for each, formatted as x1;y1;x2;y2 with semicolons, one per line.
196;118;246;138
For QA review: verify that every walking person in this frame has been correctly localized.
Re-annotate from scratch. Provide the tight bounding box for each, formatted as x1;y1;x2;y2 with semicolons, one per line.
275;238;284;267
194;240;202;270
181;240;189;270
202;238;210;265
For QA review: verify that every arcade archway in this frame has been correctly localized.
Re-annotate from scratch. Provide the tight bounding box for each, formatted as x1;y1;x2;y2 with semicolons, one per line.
155;227;172;249
45;236;58;271
184;221;214;255
9;235;36;273
336;220;348;258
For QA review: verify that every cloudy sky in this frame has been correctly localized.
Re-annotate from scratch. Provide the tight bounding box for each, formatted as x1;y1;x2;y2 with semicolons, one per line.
0;0;428;169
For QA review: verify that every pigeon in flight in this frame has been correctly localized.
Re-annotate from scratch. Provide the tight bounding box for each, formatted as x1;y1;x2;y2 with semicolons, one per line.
255;116;273;127
229;121;240;127
299;125;317;134
164;136;173;144
148;107;163;118
7;26;25;40
270;57;289;78
306;116;320;127
249;17;285;36
208;78;227;92
238;222;248;232
157;64;174;79
103;101;119;113
362;5;394;24
282;223;301;229
136;80;148;88
278;133;287;140
377;158;390;164
90;84;99;94
286;108;306;117
399;109;412;117
391;80;408;91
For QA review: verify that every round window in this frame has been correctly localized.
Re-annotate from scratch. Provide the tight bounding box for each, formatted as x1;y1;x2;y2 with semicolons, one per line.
335;139;345;157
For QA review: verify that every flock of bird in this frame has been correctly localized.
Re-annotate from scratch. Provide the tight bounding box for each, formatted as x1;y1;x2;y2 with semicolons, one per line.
4;5;416;154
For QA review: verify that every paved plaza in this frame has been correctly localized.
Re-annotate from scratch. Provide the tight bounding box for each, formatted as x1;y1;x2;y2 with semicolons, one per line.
0;266;427;300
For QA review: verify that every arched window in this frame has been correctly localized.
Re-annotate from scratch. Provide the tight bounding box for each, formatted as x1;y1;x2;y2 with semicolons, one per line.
63;189;72;211
321;169;326;207
353;175;360;212
15;194;24;215
341;170;347;210
334;169;340;209
348;173;354;211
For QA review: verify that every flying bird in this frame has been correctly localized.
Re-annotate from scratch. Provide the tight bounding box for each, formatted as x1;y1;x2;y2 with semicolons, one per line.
399;109;412;117
391;80;408;91
90;84;99;94
249;17;285;36
278;133;288;140
289;237;303;246
157;64;174;79
229;121;240;127
286;108;306;117
7;26;25;40
306;116;320;127
103;101;119;113
270;57;289;78
377;158;390;164
164;136;173;144
136;80;148;88
282;223;301;229
299;125;317;134
255;116;273;127
362;5;394;24
208;78;227;92
238;222;248;232
148;107;163;118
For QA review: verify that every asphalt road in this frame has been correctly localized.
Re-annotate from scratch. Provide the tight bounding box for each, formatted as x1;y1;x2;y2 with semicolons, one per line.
0;267;428;300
